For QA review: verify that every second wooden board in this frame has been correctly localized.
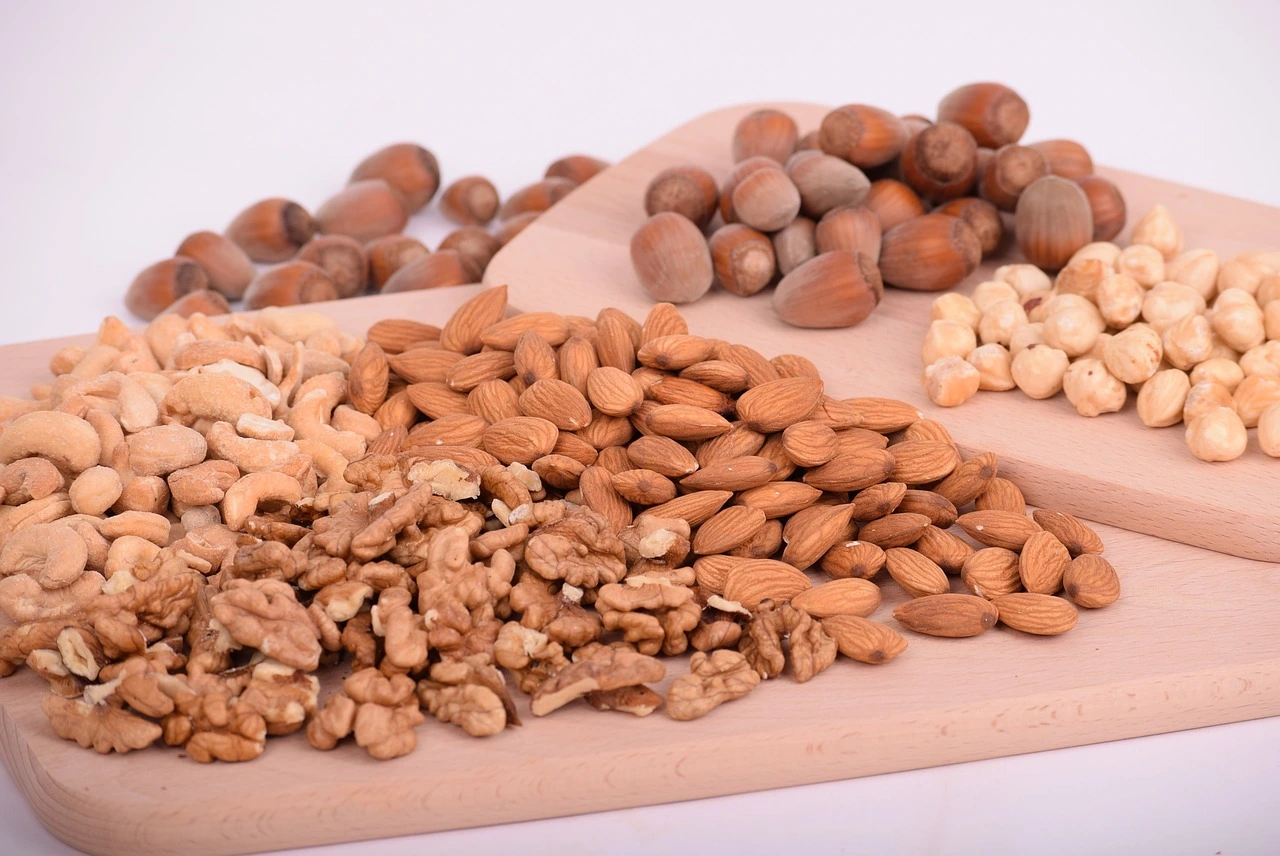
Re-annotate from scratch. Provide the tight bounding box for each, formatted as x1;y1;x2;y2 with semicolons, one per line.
487;102;1280;562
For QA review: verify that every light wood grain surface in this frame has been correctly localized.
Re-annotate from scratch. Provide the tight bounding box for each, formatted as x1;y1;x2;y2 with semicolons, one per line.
0;123;1277;856
487;102;1280;562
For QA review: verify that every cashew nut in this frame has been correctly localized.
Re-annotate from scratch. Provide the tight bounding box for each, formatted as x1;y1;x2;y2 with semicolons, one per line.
83;409;125;467
112;476;170;515
0;522;88;590
0;396;50;422
295;439;355;494
236;413;294;441
288;382;367;461
104;535;162;579
0;569;104;623
69;466;124;516
68;345;120;379
0;458;65;505
62;515;110;570
198;359;282;409
62;372;159;433
331;406;383;442
125;424;208;476
221;471;304;530
170;339;267;373
162;372;272;425
206;421;300;473
99;510;172;545
0;411;102;472
144;314;189;366
256;308;338;343
167;459;240;505
0;493;74;550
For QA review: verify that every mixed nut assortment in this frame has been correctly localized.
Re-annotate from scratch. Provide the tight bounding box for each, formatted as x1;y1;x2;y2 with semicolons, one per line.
123;145;607;319
630;82;1127;329
0;288;1119;761
920;207;1280;462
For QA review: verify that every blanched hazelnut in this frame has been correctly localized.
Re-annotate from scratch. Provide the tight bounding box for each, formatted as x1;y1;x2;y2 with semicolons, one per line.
1068;241;1122;269
1054;258;1107;300
1240;341;1280;378
1190;357;1244;391
931;293;981;330
922;356;981;407
1259;274;1280;307
1142;282;1206;333
1233;374;1280;427
1011;345;1069;400
1137;369;1191;427
1259;403;1280;457
1166;248;1220;300
1024;290;1055;323
978;300;1029;346
922;319;978;365
971;280;1020;313
1210;289;1266;353
994;263;1052;298
966;343;1016;390
1130;204;1183;261
1265;301;1280;341
1161;314;1214;370
1184;407;1247;462
1009;322;1046;356
1095;274;1144;328
1063;359;1126;417
1183;380;1236;425
1083;332;1112;361
1042;305;1101;357
1117;244;1165;287
1103;325;1163;384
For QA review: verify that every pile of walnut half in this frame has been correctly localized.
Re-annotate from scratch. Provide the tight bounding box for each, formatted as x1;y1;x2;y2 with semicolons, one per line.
0;287;1118;762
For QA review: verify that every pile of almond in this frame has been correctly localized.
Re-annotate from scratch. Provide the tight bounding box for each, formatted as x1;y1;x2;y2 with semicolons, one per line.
630;83;1125;330
123;146;607;320
0;288;1118;763
921;204;1280;462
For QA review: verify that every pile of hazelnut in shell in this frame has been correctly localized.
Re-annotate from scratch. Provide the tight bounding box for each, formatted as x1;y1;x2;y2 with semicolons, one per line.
0;287;1118;762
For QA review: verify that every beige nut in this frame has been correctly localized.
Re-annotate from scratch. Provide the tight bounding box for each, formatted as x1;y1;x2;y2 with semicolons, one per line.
1240;342;1280;379
125;424;209;477
1008;322;1046;356
0;411;102;473
1067;241;1122;269
1184;407;1247;462
104;534;162;579
1116;244;1165;287
922;357;980;407
1182;380;1236;425
1142;282;1206;333
1042;305;1100;357
1129;204;1183;261
993;264;1051;299
977;300;1028;347
162;372;272;425
1166;249;1220;300
1160;315;1214;371
970;280;1019;313
221;471;304;530
1102;325;1162;385
0;523;88;589
68;466;123;516
966;344;1015;391
206;422;301;473
930;293;981;330
1095;274;1145;328
1190;358;1244;392
1233;375;1280;428
1063;359;1126;417
1210;289;1266;353
921;320;977;365
1137;369;1191;428
1011;345;1069;400
1259;403;1280;458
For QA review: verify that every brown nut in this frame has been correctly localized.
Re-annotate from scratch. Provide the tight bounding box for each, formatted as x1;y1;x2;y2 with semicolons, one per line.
732;108;799;164
1075;175;1127;242
495;212;539;246
709;224;776;297
125;257;211;320
160;289;232;318
498;177;576;221
314;179;408;244
226;197;316;263
439;176;501;227
546;154;609;185
438;228;501;280
864;179;926;233
1029;139;1094;179
1015;176;1094;270
243;261;338;310
630;212;714;304
773;251;883;329
644;165;719;229
731;167;801;232
977;144;1048;211
786;153;870;218
815;205;882;261
879;214;981;292
818;104;908;168
365;234;429;289
937;82;1030;148
381;250;473;293
349;143;441;211
898;122;979;204
175;231;256;299
935;197;1003;256
295;234;368;298
772;217;817;275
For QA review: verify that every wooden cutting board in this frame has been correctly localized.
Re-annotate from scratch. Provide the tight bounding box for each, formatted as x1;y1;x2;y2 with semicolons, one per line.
0;144;1278;854
486;102;1280;563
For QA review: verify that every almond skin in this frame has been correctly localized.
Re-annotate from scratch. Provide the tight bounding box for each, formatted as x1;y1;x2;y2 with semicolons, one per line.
932;452;999;507
369;318;441;355
821;615;907;663
1063;554;1121;608
895;489;958;528
773;251;884;329
848;482;907;521
992;593;1079;635
734;481;823;519
894;593;998;637
820;540;886;580
913;525;974;575
637;335;717;371
639;490;733;526
956;510;1042;550
693;505;768;555
884;547;950;597
976;477;1026;513
1031;509;1105;556
630;212;715;304
440;285;508;355
803;450;895;492
518;379;593;431
586;367;645;417
886;440;960;484
1019;531;1072;595
961;547;1022;598
781;421;840;467
857;513;931;549
736;377;824;433
626;435;699;477
842;397;923;432
722;560;812;610
645;405;732;441
781;503;855;570
879;214;982;292
481;417;559;465
793;578;881;618
610;468;677;506
680;456;778;492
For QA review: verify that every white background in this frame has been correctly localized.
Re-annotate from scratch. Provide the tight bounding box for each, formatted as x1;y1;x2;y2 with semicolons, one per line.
2;1;1279;853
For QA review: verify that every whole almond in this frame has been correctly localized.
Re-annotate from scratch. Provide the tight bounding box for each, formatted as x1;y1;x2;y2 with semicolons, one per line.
781;421;840;466
848;481;907;521
374;390;418;431
1019;531;1071;594
992;593;1078;635
552;432;600;467
558;337;599;394
723;559;812;610
594;446;633;475
519;379;593;430
1031;509;1105;556
532;455;587;490
781;503;855;569
406;414;489;449
956;510;1042;550
856;512;931;548
896;489;958;527
405;382;471;419
843;397;923;432
649;377;731;413
367;318;441;354
640;302;690;343
734;481;823;519
405;444;499;471
792;578;881;618
481;312;570;350
693;555;745;594
884;547;950;597
932;452;999;506
636;335;717;371
695;423;766;467
902;419;956;446
680;456;778;491
627;435;699;477
802;449;895;491
596;308;639;372
513;330;559;386
773;251;884;329
728;519;784;558
755;434;798;481
440;285;508;355
819;540;886;580
577;413;633;450
587;367;645;417
693;505;768;555
578;466;632;531
714;342;780;387
646;405;732;441
388;348;461;385
481;417;559;465
913;525;974;574
680;360;751;393
893;593;998;637
822;616;908;663
835;427;891;456
468;379;522;424
446;350;516;391
347;343;389;415
976;477;1026;513
611;469;678;505
961;547;1022;598
1063;554;1120;608
886;440;960;484
771;353;821;380
639;490;733;526
736;377;824;433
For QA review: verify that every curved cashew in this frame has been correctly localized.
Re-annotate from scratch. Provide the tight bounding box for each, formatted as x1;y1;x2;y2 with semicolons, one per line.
114;338;161;374
96;316;132;349
0;493;73;551
0;412;102;472
128;372;174;408
162;372;272;425
0;571;101;622
206;421;300;473
144;314;189;366
331;406;382;442
104;535;162;579
0;458;65;506
236;413;294;441
0;522;88;589
83;410;125;467
198;359;282;409
69;466;123;516
288;386;366;462
69;345;120;379
112;476;170;515
221;471;304;531
62;515;110;571
63;372;159;433
125;424;208;477
49;346;86;376
295;439;355;494
170;339;267;373
99;511;172;545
